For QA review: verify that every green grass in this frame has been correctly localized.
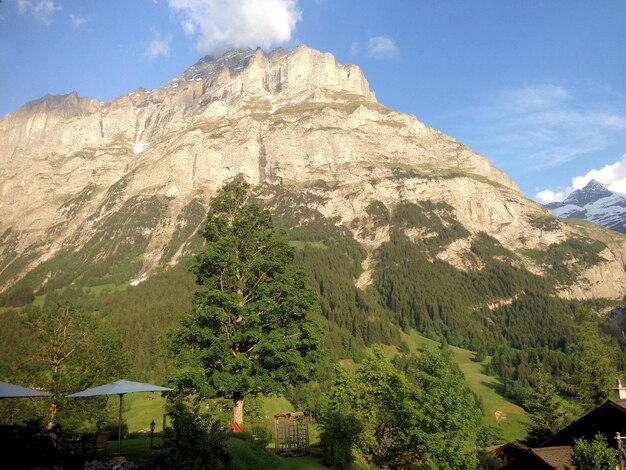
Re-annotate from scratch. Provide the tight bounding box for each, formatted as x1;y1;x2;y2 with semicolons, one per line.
118;393;168;433
227;434;329;470
105;436;164;464
274;448;328;470
400;329;527;442
261;395;295;418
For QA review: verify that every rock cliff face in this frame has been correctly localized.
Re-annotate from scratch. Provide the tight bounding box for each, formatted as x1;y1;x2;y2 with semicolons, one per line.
1;45;625;300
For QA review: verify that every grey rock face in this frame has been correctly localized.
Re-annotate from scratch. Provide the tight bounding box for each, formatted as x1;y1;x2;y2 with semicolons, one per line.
1;45;626;300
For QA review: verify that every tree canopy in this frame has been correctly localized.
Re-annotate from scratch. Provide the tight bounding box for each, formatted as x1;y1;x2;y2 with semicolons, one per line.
0;302;129;429
523;363;569;445
324;345;482;469
569;307;617;410
572;433;618;470
167;178;323;424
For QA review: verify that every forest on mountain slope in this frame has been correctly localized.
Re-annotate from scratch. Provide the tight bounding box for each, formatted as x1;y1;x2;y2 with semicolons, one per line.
1;182;625;452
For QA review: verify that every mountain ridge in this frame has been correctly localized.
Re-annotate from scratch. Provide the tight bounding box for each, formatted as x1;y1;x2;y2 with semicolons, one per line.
546;179;626;234
1;44;626;304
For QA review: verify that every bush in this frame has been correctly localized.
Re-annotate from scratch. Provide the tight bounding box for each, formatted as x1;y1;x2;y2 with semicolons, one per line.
162;401;228;470
250;426;273;449
572;433;617;470
476;424;506;447
100;421;128;440
319;409;363;469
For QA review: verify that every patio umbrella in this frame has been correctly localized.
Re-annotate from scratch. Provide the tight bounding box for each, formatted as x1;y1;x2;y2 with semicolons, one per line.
67;380;171;455
0;380;51;398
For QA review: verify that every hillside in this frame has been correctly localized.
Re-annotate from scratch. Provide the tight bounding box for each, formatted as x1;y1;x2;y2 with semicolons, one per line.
1;45;626;388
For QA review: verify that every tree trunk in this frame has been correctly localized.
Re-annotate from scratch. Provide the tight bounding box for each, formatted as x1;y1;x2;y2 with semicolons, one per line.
233;395;244;426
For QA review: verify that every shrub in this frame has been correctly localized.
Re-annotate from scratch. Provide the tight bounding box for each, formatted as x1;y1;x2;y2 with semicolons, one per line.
572;433;617;470
250;425;273;449
162;401;228;470
319;409;363;469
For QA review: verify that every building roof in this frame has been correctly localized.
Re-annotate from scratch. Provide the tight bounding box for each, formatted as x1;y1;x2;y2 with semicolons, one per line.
501;446;573;470
532;446;573;470
541;399;626;448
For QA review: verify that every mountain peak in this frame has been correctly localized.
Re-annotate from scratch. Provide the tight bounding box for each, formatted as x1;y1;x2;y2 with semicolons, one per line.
15;91;98;118
545;178;626;234
178;49;257;82
168;44;376;103
563;179;612;206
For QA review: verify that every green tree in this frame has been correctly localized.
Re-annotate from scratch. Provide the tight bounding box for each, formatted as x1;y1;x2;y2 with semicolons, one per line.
325;346;481;469
163;399;228;470
524;363;568;445
572;433;617;470
0;302;129;428
406;346;482;469
319;409;363;469
167;178;323;425
569;307;617;410
326;347;412;467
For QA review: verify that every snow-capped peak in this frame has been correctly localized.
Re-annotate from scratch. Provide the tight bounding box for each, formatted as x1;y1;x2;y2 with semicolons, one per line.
545;180;626;234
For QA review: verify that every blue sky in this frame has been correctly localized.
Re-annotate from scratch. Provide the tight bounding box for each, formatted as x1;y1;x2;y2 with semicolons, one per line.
1;0;625;202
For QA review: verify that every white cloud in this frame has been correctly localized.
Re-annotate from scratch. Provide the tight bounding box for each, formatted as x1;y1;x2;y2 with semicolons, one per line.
367;35;400;60
350;42;359;57
69;13;92;28
167;0;301;54
144;28;172;60
17;0;62;24
535;189;568;204
535;153;626;202
572;154;626;192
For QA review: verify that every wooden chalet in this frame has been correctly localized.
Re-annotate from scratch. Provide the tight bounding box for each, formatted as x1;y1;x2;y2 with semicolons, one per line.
542;398;626;449
496;380;626;468
501;446;573;470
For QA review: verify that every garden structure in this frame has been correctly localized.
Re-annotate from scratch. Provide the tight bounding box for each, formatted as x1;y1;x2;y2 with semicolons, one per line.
274;412;310;457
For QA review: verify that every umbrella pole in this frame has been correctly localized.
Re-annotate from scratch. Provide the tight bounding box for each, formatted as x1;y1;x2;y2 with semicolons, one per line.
118;394;123;455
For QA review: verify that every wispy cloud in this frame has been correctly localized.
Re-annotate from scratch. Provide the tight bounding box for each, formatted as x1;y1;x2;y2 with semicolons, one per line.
457;83;626;172
69;13;92;29
167;0;301;55
350;42;359;57
17;0;62;24
144;28;172;60
367;35;400;60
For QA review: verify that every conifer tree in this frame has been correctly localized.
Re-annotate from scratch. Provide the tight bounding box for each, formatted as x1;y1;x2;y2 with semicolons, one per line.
167;178;323;425
524;363;568;445
569;307;616;410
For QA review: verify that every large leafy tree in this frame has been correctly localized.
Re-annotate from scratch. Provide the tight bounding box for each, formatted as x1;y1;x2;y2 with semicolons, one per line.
406;345;482;469
167;178;323;425
0;302;129;428
325;346;481;469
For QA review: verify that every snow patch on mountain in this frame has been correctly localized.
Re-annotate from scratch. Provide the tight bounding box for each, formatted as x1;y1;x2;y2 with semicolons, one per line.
545;180;626;234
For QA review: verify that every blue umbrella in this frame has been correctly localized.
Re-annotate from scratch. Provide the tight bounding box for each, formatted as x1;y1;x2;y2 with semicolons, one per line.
0;380;50;398
67;380;171;455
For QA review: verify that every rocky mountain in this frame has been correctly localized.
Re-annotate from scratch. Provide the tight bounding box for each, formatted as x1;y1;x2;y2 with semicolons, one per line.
545;180;626;234
2;44;626;311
